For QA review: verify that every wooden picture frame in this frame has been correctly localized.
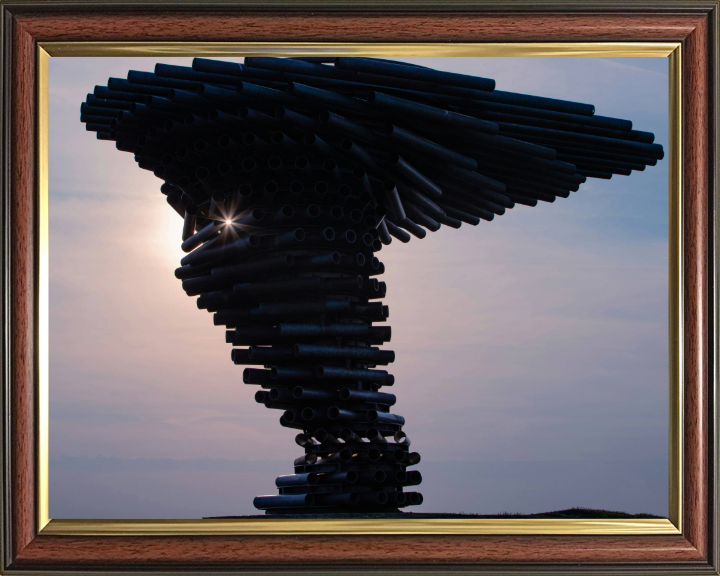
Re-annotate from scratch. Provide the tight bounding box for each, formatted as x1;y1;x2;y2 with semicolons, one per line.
1;1;717;573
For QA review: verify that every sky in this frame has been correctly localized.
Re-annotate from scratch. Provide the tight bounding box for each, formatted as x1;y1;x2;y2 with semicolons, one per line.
49;56;669;518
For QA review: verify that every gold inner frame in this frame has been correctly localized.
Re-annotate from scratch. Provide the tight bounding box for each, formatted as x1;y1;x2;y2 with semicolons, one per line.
36;42;682;536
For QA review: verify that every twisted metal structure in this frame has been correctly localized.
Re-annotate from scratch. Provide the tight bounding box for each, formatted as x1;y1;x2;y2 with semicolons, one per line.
80;57;663;514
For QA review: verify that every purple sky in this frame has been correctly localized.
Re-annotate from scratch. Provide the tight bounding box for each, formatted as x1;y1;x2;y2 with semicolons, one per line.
49;56;669;518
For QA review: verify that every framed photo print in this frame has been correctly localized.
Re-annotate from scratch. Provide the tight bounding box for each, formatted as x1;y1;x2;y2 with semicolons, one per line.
1;2;717;574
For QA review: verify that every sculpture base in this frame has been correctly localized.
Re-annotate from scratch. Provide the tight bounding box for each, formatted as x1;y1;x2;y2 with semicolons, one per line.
265;507;401;515
210;509;665;520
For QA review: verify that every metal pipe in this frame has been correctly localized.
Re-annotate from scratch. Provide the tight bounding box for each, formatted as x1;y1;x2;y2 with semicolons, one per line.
318;471;358;485
356;491;389;506
182;204;198;241
210;253;295;281
316;493;360;506
293;453;318;466
275;473;319;487
316;366;394;385
108;77;172;98
248;347;295;363
381;123;477;171
370;92;497;135
317;448;353;463
396;184;445;219
403;202;440;232
237;81;297;107
404;492;423;506
391;217;426;239
313;429;341;445
498;121;664;159
339;428;364;443
404;470;422;486
384;219;411;243
253;494;315;509
390;492;407;506
181;233;260;267
339;139;390;180
327;407;363;422
275;106;324;134
287;82;372;115
394;431;411;446
243;368;274;385
271;367;317;381
383;180;406;222
366;410;405;425
295;433;315;447
386;153;443;199
128;70;201;92
293;344;395;365
94;85;147;103
356;469;386;484
405;452;421;466
192;57;243;77
365;428;385;442
339;388;396;405
293;387;336;403
335;57;495;92
318;110;380;144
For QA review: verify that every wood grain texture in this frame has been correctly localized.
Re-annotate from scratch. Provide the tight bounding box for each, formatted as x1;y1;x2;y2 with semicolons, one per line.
13;12;703;42
11;534;705;567
681;10;710;560
10;15;37;561
3;4;716;571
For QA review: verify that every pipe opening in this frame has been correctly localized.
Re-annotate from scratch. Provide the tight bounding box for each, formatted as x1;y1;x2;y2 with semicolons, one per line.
264;181;279;194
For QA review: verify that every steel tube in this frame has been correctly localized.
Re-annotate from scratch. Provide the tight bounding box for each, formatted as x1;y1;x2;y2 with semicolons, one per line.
335;57;495;91
253;494;315;509
275;473;319;487
316;366;394;385
339;388;396;405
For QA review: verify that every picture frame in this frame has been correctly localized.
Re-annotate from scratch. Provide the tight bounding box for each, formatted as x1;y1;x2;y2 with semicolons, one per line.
1;1;717;573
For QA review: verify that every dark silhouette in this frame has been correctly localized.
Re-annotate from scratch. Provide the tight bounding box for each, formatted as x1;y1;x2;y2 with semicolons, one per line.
81;57;663;514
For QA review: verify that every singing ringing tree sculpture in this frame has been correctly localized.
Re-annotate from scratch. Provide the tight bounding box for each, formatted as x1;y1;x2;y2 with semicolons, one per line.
80;57;663;514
